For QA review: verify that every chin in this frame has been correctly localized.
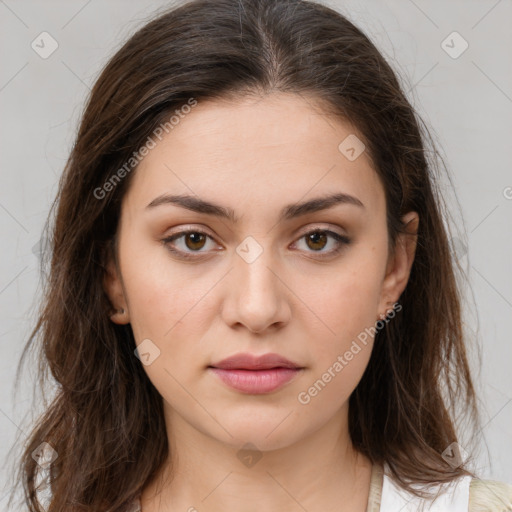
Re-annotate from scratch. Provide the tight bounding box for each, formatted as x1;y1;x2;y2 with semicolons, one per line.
210;417;303;452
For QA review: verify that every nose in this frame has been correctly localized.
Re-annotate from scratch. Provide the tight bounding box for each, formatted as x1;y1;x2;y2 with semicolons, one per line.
220;241;291;334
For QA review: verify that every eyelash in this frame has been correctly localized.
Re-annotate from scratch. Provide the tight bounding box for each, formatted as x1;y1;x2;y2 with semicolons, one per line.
162;227;351;260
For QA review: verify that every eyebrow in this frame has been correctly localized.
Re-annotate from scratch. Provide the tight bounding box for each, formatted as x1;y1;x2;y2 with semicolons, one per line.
145;192;364;223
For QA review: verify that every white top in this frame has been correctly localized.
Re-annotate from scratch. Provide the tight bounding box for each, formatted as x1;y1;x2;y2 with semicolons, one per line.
380;463;472;512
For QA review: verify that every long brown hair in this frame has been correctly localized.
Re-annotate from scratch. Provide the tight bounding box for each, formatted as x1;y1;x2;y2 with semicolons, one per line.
10;0;483;510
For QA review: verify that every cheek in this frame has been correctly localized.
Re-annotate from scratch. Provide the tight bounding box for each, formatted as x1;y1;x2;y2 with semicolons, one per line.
295;264;381;414
312;253;386;347
119;234;211;341
120;246;212;402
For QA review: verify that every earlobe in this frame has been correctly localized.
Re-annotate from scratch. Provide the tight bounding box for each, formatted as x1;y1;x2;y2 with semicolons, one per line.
109;306;129;324
377;211;419;318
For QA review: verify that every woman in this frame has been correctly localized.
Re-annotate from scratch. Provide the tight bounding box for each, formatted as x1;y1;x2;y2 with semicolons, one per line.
12;0;512;511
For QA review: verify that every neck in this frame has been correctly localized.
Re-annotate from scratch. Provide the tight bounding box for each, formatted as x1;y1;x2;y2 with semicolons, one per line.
141;403;373;512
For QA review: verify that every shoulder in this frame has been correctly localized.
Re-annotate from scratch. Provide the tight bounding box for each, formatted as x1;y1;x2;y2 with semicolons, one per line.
469;477;512;512
375;463;508;512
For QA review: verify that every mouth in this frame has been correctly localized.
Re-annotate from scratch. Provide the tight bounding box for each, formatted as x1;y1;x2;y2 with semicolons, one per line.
207;367;303;394
207;352;304;394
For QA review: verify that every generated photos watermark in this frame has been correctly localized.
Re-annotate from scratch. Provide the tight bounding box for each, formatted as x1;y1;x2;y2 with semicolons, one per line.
93;97;198;200
297;302;402;405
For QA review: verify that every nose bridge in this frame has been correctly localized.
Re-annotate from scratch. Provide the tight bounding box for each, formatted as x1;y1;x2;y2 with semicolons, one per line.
224;234;288;331
235;234;279;299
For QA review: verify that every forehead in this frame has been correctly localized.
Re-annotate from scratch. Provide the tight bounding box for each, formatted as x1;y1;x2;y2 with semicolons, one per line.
123;93;385;219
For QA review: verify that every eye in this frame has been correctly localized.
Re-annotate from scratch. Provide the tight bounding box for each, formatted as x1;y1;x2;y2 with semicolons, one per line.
162;227;351;260
293;229;351;258
162;229;219;259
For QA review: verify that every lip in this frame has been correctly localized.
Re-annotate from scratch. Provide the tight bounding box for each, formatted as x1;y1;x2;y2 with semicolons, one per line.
209;352;301;370
208;352;304;394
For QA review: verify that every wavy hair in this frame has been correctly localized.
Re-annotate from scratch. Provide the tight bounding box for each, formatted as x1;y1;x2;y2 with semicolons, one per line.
10;0;483;510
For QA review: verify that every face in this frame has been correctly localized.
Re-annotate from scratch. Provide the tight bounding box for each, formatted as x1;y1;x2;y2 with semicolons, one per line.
104;92;417;451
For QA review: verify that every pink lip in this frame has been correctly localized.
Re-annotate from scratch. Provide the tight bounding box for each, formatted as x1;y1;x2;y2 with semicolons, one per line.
208;352;304;394
209;368;302;394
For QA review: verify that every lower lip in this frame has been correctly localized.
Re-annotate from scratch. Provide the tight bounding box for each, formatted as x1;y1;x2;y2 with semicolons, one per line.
209;367;302;394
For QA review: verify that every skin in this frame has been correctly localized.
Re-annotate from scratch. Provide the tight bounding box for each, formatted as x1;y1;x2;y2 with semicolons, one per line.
103;92;419;512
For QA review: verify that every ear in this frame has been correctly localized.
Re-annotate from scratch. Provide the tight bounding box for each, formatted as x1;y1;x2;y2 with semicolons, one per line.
103;246;130;325
377;211;419;318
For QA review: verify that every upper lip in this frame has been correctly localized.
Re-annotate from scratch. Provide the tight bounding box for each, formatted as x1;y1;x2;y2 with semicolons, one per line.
209;352;302;370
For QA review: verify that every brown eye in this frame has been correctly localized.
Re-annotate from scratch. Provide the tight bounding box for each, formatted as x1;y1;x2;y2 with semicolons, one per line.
183;232;207;251
162;229;218;259
305;231;328;251
294;229;351;258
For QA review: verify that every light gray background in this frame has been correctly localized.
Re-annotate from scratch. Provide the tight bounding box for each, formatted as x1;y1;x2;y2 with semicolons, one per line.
1;0;511;507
